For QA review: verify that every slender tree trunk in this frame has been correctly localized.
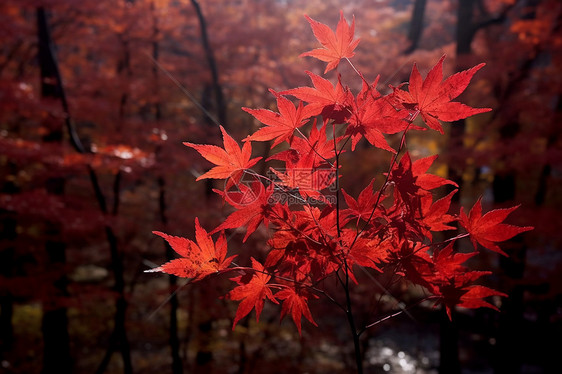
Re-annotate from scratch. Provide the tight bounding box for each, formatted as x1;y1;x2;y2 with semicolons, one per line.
439;2;480;373
490;104;522;369
158;177;183;374
439;307;460;374
37;7;133;371
190;0;227;127
36;7;72;374
0;165;18;354
0;189;17;354
92;5;136;372
187;7;224;369
117;35;132;127
491;133;525;373
150;3;183;370
0;295;13;352
94;171;133;374
456;0;476;55
404;0;427;54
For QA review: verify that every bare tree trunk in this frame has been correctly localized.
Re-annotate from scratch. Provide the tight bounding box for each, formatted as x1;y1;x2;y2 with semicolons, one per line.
0;184;17;354
190;0;227;127
94;171;133;374
439;2;479;373
117;34;132;127
157;176;183;374
36;8;72;374
491;119;525;374
151;2;184;371
404;0;427;54
37;7;133;374
492;166;525;374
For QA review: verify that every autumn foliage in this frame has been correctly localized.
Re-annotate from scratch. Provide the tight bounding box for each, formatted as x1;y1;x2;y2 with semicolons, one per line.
147;11;532;337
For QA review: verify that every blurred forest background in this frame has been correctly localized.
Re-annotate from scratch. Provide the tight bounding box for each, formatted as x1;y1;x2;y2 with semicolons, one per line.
1;0;561;373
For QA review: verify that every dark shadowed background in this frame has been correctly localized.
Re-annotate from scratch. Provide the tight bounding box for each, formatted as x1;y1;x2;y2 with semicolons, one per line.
1;0;561;373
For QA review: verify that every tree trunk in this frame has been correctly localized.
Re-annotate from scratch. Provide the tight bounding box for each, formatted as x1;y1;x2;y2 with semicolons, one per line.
439;2;479;373
456;0;476;55
190;0;227;127
0;193;17;353
439;307;460;374
492;149;525;374
36;7;72;374
404;0;427;54
158;177;184;374
151;2;183;369
37;7;134;372
94;172;133;374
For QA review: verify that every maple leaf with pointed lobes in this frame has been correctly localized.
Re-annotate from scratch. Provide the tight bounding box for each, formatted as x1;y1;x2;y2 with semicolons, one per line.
343;229;389;271
211;181;274;242
459;197;533;256
388;152;419;198
392;55;491;133
243;90;317;148
346;77;410;152
281;71;353;123
417;191;457;239
389;152;458;199
413;155;458;190
276;287;318;335
341;179;380;223
388;240;434;289
148;218;236;281
428;243;507;319
228;258;279;329
184;125;261;181
269;122;341;169
268;165;335;200
300;11;360;74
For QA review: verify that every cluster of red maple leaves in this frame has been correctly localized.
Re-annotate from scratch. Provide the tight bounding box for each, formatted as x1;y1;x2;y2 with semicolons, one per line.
147;11;532;334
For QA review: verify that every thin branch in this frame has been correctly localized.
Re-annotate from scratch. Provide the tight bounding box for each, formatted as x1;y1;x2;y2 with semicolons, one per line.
359;296;438;335
144;51;221;127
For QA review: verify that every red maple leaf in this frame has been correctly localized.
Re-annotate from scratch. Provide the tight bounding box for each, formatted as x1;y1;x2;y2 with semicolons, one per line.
243;90;316;147
211;181;274;242
148;218;236;281
411;154;458;191
387;239;434;289
429;243;507;319
300;11;360;74
341;179;380;223
276;287;318;335
281;71;353;123
388;152;420;198
184;125;261;180
228;258;279;329
269;122;341;172
268;166;335;200
459;197;533;255
392;55;491;133
343;229;390;271
431;242;479;281
389;152;458;200
346;77;411;151
418;191;457;239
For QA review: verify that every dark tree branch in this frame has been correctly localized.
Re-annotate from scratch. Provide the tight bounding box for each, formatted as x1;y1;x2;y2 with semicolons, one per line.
0;40;23;76
37;8;87;154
